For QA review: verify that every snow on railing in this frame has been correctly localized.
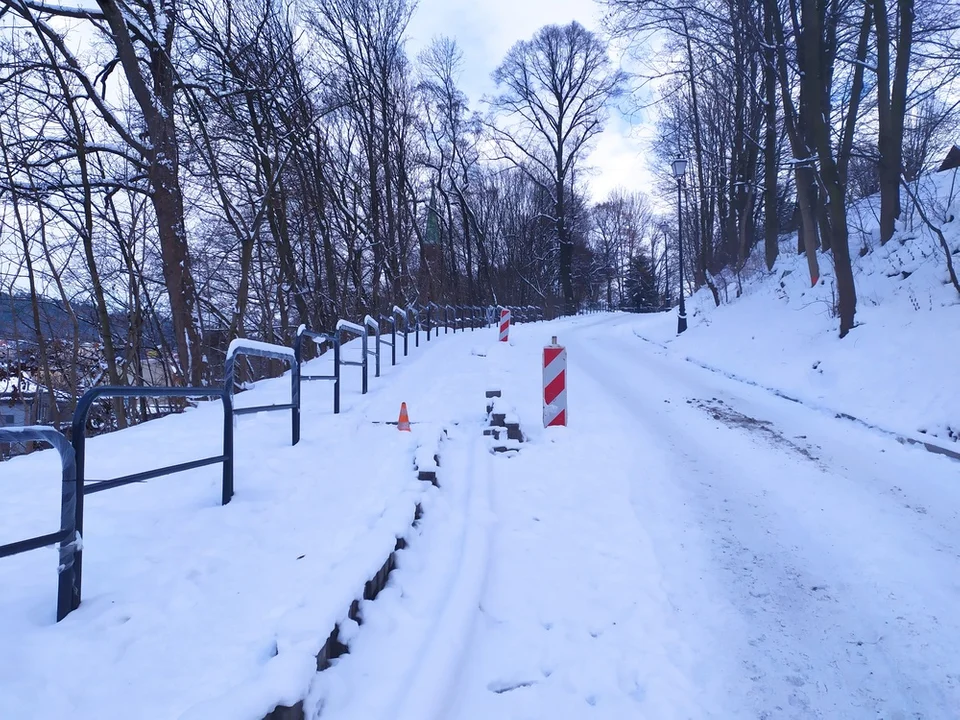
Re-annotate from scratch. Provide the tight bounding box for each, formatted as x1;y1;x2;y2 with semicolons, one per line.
364;315;381;378
1;303;545;622
336;319;369;394
225;338;300;445
406;306;420;349
0;425;78;622
378;313;398;367
393;305;409;357
295;325;340;415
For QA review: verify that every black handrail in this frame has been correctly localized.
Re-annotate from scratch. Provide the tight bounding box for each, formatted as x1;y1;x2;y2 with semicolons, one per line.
71;385;234;608
336;320;368;394
295;327;340;415
224;340;299;447
364;315;381;377
0;426;79;621
378;315;397;366
393;306;408;357
406;306;420;348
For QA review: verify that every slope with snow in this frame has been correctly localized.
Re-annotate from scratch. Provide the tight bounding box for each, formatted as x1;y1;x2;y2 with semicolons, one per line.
0;330;492;720
639;167;960;447
4;238;959;720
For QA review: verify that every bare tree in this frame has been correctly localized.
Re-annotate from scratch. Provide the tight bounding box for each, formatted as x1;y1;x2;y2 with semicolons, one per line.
0;0;206;383
489;21;625;315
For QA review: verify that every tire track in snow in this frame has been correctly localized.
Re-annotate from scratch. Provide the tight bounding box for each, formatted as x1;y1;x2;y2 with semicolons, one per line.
568;328;960;719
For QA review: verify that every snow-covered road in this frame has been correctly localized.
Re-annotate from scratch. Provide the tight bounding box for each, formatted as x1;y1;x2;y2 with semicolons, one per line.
6;312;956;718
445;314;960;719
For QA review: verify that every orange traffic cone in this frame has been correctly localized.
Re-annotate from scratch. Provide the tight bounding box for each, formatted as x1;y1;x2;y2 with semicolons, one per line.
397;402;411;432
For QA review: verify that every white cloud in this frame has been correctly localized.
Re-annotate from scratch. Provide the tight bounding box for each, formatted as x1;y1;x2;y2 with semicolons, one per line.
406;0;658;203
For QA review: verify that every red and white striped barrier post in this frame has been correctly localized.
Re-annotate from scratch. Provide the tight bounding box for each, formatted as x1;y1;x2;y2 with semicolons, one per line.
499;308;511;343
543;336;567;427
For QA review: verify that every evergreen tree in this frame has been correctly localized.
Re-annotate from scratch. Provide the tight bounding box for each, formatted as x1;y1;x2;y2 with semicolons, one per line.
624;254;660;311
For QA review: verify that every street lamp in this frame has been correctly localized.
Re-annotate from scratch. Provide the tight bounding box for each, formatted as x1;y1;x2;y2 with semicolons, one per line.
671;157;688;334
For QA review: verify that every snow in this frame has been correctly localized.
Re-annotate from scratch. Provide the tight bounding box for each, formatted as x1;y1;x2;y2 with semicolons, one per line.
335;319;365;337
636;167;960;447
0;334;454;719
303;313;959;719
4;172;960;720
226;337;295;361
0;376;41;394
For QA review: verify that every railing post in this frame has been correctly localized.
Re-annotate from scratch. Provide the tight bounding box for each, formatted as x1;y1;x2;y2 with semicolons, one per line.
294;326;304;425
71;407;87;604
407;306;419;348
333;338;341;413
55;434;79;620
291;336;301;446
426;305;432;341
393;306;407;357
222;391;234;504
362;326;369;393
0;426;80;621
383;315;397;366
364;315;380;378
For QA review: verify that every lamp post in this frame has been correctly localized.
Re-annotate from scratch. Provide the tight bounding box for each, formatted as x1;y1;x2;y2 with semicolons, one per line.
671;157;688;334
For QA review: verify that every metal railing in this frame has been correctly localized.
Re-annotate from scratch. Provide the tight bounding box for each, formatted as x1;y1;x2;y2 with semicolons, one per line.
393;306;408;357
424;303;438;341
0;426;79;621
225;339;299;446
71;385;234;613
2;302;545;621
444;305;454;334
406;306;420;348
378;314;397;366
295;326;340;415
336;319;368;394
364;315;381;378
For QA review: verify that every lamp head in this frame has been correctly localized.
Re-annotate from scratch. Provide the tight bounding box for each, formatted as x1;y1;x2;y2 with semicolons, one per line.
671;157;688;179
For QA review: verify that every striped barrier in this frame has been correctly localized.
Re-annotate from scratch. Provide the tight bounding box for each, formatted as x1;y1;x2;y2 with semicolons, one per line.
543;336;567;427
499;308;510;343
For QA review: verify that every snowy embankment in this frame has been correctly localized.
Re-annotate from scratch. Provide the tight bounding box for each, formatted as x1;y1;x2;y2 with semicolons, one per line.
0;330;491;720
636;168;960;447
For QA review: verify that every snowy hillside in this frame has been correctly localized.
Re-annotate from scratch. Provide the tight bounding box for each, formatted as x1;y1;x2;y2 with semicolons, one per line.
636;167;960;446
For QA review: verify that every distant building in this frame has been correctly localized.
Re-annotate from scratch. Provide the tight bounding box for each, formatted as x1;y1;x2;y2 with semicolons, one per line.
938;145;960;173
0;376;63;457
421;181;443;301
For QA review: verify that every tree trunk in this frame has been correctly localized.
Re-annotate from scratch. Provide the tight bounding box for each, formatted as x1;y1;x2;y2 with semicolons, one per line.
803;0;856;335
875;0;913;244
763;4;779;271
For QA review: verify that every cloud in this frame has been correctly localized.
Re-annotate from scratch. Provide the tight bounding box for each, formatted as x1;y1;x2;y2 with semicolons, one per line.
406;0;657;202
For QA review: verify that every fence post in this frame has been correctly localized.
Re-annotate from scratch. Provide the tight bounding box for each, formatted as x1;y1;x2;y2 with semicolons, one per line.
362;327;369;392
393;306;407;357
364;315;380;378
71;408;87;604
383;315;397;366
222;390;234;503
333;339;341;412
336;320;368;395
407;306;419;348
291;348;301;446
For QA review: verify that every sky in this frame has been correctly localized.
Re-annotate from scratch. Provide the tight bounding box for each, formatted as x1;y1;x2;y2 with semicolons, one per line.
405;0;658;204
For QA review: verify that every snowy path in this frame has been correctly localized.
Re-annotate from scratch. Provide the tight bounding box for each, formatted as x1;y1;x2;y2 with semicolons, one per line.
444;314;960;719
5;314;958;719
